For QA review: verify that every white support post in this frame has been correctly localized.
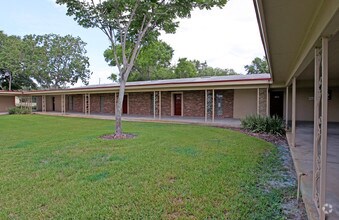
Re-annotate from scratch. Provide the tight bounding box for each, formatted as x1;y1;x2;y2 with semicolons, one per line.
61;94;66;115
42;95;46;112
313;47;321;207
114;92;117;115
153;91;156;119
83;93;91;115
292;77;296;147
29;96;32;113
205;89;207;122
84;94;87;115
319;37;328;220
266;88;269;116
88;94;91;115
212;89;215;122
285;86;289;128
257;88;260;115
159;91;162;120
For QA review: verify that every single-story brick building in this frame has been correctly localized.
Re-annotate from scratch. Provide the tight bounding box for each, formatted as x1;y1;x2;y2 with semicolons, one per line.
16;74;272;121
0;74;275;120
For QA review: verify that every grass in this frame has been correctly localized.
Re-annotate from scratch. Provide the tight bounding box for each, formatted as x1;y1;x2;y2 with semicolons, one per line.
0;115;292;219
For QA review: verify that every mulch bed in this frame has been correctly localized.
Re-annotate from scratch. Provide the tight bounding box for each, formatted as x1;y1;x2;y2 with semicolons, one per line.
231;128;288;146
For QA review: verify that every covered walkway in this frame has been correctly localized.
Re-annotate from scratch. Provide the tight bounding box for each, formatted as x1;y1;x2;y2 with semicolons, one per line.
33;111;242;128
288;123;339;220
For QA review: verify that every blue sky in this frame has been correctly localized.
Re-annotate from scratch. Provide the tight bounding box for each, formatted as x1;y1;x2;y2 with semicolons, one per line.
0;0;264;86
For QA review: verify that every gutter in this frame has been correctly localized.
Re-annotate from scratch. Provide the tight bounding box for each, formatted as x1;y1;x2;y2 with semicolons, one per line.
21;78;272;95
253;0;274;82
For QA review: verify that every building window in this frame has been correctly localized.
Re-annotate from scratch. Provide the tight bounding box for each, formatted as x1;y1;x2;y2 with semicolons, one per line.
215;93;223;116
100;96;105;113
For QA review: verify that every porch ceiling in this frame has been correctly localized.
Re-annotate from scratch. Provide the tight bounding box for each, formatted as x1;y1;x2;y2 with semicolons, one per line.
298;31;339;82
255;0;339;87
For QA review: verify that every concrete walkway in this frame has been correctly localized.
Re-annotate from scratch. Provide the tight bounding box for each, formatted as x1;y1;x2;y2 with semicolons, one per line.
33;112;242;128
287;122;339;220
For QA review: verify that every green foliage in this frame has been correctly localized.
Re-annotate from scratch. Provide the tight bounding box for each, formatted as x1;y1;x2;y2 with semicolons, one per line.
193;60;238;77
107;73;117;82
8;106;31;115
173;58;239;79
245;56;269;74
0;32;91;89
0;115;292;219
241;115;285;135
104;40;174;81
23;34;92;88
0;31;37;90
175;58;198;78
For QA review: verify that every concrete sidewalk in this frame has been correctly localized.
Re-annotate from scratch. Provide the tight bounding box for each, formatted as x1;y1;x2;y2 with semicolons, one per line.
287;122;339;220
33;112;242;128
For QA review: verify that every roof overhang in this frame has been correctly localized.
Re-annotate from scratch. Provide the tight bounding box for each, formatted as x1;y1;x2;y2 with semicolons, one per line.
0;91;22;96
254;0;339;88
21;75;272;95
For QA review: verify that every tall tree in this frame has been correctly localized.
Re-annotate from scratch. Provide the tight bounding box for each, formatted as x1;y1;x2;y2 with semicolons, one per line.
244;56;269;74
0;32;91;89
56;0;228;137
23;34;92;88
175;58;197;78
0;31;37;90
104;40;173;81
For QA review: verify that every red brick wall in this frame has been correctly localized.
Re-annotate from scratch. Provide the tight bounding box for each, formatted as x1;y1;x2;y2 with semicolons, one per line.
40;90;234;118
215;90;234;118
65;94;115;114
183;91;205;117
161;92;171;116
73;95;83;113
129;92;153;115
104;94;115;114
90;94;101;113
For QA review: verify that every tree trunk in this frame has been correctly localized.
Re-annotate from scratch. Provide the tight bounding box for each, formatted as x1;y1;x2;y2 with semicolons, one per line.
115;78;127;136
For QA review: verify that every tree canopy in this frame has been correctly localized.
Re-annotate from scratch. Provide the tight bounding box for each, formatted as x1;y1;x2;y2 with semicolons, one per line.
23;34;92;88
104;40;174;81
244;56;269;74
0;31;92;90
0;31;36;90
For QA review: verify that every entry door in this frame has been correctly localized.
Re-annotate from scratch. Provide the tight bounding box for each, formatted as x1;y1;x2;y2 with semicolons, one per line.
174;94;182;116
122;95;128;114
52;97;55;111
270;91;284;118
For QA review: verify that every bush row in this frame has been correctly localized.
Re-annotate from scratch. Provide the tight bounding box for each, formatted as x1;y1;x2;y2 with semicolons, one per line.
8;107;31;115
241;115;285;135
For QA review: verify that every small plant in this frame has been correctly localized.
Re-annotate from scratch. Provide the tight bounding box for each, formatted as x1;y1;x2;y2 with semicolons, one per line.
241;115;285;135
8;106;31;115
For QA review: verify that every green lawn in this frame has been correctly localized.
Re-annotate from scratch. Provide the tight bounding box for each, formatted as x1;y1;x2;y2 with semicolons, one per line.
0;115;292;219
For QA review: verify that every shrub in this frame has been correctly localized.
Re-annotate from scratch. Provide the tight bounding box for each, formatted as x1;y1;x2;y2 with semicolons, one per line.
241;115;285;135
8;107;31;115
